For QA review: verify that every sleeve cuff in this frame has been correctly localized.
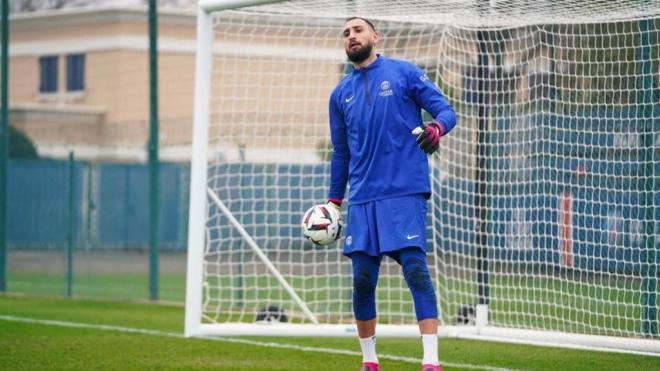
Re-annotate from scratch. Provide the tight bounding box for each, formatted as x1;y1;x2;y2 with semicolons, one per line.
328;198;343;207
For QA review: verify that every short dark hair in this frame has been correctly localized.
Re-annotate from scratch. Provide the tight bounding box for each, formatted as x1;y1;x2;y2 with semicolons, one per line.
345;17;376;32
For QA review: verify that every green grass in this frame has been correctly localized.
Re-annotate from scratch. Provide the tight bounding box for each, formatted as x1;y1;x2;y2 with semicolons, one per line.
1;294;658;370
7;272;186;302
7;270;648;335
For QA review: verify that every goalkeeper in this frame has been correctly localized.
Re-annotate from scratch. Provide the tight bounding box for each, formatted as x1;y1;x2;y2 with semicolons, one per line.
326;17;456;371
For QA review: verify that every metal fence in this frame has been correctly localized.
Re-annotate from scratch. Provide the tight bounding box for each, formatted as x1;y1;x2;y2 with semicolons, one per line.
9;159;189;250
7;158;189;301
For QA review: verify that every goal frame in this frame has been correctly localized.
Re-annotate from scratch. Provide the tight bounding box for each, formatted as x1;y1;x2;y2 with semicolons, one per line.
184;0;660;356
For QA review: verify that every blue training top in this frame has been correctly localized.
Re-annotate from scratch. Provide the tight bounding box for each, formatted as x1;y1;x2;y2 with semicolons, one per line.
327;55;456;205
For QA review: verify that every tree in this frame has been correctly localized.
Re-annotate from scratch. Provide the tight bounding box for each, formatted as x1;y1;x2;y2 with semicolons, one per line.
9;126;38;159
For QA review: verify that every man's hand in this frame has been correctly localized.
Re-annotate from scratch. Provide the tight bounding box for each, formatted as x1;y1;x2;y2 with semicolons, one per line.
413;122;442;154
327;200;343;240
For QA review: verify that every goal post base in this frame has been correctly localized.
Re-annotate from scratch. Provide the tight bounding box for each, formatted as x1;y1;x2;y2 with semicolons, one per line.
186;324;660;356
465;327;660;357
187;324;422;337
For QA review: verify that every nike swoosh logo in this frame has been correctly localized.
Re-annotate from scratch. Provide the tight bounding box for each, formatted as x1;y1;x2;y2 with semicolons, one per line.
406;234;419;240
345;96;354;103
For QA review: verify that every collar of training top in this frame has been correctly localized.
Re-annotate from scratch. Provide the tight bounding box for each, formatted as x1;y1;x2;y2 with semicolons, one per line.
352;54;383;72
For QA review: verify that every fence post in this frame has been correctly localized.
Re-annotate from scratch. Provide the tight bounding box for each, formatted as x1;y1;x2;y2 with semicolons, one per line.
0;0;9;293
148;0;160;301
66;152;75;298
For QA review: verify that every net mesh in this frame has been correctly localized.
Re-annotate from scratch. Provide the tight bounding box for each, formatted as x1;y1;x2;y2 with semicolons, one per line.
243;0;660;28
200;0;659;338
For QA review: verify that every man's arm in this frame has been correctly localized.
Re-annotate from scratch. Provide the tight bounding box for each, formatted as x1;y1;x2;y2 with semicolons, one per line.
407;64;457;136
327;92;349;206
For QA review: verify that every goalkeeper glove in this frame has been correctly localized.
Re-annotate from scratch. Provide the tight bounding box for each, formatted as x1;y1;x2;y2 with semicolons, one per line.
327;199;343;240
413;122;443;154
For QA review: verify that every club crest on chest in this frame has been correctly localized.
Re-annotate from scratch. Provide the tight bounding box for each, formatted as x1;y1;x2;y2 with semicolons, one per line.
379;80;393;97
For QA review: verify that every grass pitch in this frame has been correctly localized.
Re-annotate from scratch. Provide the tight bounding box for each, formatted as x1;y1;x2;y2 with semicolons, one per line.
1;294;659;370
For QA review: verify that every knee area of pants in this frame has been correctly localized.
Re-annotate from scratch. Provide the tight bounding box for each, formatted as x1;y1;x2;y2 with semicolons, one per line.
353;267;376;297
403;258;431;292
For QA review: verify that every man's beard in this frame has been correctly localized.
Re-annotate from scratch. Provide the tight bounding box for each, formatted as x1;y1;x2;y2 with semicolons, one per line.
346;42;373;64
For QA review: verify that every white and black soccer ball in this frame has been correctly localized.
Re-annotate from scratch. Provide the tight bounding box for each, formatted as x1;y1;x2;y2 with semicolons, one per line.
301;204;342;245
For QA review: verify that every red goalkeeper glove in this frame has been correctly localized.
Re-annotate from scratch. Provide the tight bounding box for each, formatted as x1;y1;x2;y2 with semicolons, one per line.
414;122;443;154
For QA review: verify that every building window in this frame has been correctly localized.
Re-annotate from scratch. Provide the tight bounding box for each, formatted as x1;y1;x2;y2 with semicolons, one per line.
39;56;58;93
66;54;85;91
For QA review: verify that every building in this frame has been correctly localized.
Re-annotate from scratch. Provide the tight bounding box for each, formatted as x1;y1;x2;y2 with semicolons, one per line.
8;6;200;162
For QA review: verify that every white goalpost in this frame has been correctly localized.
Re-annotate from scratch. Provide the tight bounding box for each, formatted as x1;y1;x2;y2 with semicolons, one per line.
185;0;660;355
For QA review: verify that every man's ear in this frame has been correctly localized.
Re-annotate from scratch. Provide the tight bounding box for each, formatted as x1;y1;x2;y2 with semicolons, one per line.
372;31;380;45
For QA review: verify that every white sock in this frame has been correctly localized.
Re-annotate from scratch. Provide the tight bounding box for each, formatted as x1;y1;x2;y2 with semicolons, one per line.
359;336;378;363
421;334;439;365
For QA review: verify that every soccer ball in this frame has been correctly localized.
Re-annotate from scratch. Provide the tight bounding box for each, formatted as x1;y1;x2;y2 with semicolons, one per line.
301;204;342;245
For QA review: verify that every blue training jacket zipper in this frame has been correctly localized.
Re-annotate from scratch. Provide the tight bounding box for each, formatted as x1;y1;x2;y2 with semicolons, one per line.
362;69;372;105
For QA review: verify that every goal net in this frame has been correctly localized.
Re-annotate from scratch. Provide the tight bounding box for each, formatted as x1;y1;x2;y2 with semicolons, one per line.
186;0;660;353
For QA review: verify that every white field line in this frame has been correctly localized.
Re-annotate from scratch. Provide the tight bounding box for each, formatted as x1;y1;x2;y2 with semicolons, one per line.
0;315;525;371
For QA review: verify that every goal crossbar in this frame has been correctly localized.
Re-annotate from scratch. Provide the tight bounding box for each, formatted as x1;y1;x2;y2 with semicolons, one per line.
199;0;287;13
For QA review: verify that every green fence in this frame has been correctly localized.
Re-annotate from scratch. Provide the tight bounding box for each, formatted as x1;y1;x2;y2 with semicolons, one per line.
7;159;189;301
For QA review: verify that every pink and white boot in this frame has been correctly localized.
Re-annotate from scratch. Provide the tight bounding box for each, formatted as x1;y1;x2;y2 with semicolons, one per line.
421;364;441;371
360;362;380;371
